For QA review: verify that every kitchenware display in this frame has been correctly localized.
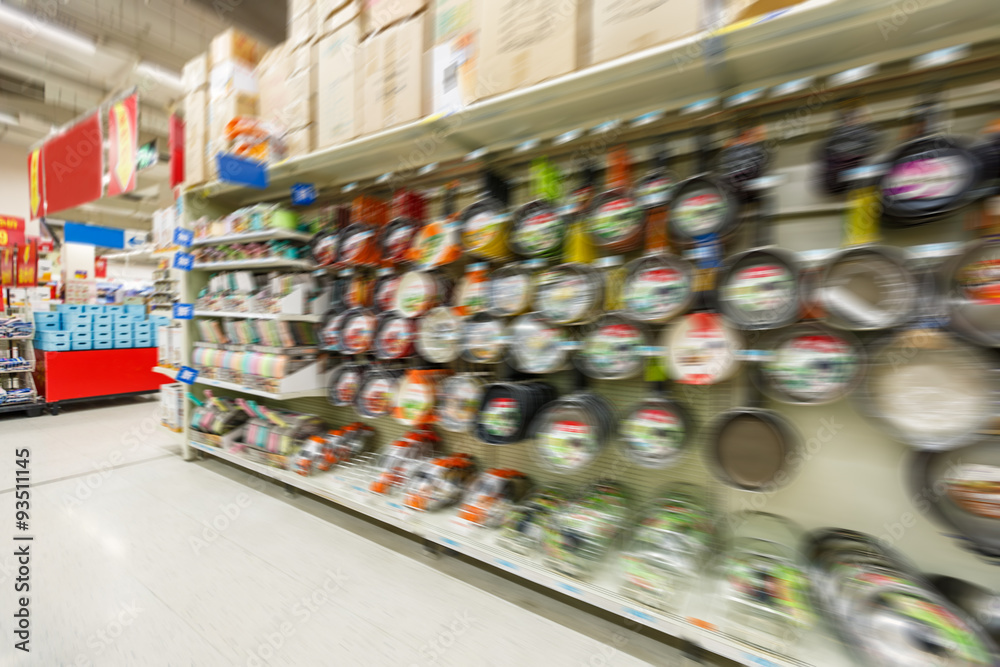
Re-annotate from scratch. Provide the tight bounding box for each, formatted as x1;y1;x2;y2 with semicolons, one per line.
818;103;879;195
578;314;649;380
461;170;512;261
486;264;534;317
319;310;347;351
541;480;630;579
531;392;616;473
621;253;694;324
758;323;864;405
394;370;442;427
669;133;741;245
373;270;401;313
457;469;532;528
509;158;567;259
437;374;486;433
931;576;1000;644
910;436;1000;559
635;143;679;210
454;264;489;317
327;422;376;468
860;328;998;451
719;194;802;330
338;308;377;355
535;263;603;326
879;99;985;227
619;391;690;469
723;513;812;648
807;528;998;667
370;428;439;495
416;306;462;363
475;381;557;445
327;362;364;407
380;189;426;264
410;183;463;269
585;146;645;253
946;237;1000;347
403;453;478;511
498;487;571;555
664;312;743;385
506;312;571;375
620;485;716;611
311;229;340;267
708;376;801;492
393;270;442;319
715;123;770;199
374;313;415;360
818;245;918;330
338;220;379;266
355;369;399;419
342;271;373;310
461;312;507;364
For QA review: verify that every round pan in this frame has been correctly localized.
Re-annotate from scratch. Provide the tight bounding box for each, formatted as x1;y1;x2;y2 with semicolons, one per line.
668;175;740;245
708;406;800;492
718;246;802;330
817;245;918;331
945;238;1000;347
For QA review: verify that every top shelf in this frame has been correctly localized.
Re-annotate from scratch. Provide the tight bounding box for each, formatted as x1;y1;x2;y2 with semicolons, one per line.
184;0;998;206
190;229;315;247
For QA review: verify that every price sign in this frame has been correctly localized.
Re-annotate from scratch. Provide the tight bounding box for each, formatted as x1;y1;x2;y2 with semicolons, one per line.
173;228;194;248
173;303;194;320
291;183;317;206
176;366;199;385
173;252;195;271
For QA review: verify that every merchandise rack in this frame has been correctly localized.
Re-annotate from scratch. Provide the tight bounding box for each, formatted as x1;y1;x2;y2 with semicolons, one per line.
193;310;324;323
176;2;1000;665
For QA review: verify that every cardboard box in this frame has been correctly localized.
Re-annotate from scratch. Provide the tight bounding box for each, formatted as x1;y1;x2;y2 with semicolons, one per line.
288;4;318;47
364;0;425;35
362;13;428;133
479;0;578;97
184;90;207;184
727;0;802;24
259;44;312;129
210;59;259;98
182;53;209;92
591;0;701;65
290;0;315;16
208;91;259;144
316;18;363;148
285;126;315;157
432;0;478;42
429;32;478;115
323;0;361;28
210;28;262;67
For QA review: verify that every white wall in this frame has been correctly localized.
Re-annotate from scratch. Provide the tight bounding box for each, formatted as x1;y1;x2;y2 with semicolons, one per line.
0;141;38;237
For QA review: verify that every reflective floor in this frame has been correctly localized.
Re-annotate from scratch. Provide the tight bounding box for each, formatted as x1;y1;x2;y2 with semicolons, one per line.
0;398;695;666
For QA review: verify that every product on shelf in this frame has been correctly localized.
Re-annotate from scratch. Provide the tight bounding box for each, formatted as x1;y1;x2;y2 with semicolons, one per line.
486;264;534;318
370;428;440;495
506;313;571;375
355;369;400;419
0;317;33;339
621;253;694;324
409;184;462;269
619;392;690;469
436;374;486;434
194;204;301;241
663;312;743;385
234;400;326;468
374;313;416;360
535;263;604;326
758;324;863;405
461;170;512;261
394;369;445;426
402;453;478;512
373;270;402;313
457;469;532;528
394;270;444;319
416;307;462;364
460;313;507;364
328;363;364;407
620;485;716;611
297;422;375;475
338;308;377;355
453;264;488;317
668;135;741;246
635;144;679;209
541;480;630;580
714;124;770;200
578;314;648;381
817;245;918;331
531;392;616;473
585;146;645;253
946;238;1000;348
510;192;565;259
189;391;248;443
817;103;879;196
498;487;571;555
474;381;557;445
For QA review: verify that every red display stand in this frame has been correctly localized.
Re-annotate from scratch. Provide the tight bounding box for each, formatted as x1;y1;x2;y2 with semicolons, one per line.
34;348;168;410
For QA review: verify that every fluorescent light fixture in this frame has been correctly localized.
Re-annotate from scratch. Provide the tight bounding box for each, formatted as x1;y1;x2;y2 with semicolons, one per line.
0;2;97;55
0;111;18;126
136;61;184;90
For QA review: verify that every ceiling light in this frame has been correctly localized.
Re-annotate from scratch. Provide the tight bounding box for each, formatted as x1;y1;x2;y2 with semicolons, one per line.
135;61;184;91
0;2;97;55
0;111;18;126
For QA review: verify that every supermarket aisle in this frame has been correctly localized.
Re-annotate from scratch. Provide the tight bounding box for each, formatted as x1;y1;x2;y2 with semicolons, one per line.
0;400;685;666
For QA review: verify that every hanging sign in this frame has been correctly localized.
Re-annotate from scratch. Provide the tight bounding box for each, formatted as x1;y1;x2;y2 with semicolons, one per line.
95;257;108;279
42;112;103;214
0;248;13;286
137;139;158;171
0;216;25;247
107;94;138;197
169;113;184;189
16;239;38;287
28;148;45;219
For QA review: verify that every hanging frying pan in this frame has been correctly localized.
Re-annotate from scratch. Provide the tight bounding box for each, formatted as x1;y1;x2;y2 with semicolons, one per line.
930;576;1000;644
945;237;1000;347
664;312;743;386
585;146;645;253
859;328;1000;451
757;323;864;405
817;245;918;330
817;103;879;196
708;376;801;492
635;143;679;210
507;312;571;375
878;99;984;226
461;169;511;261
619;387;691;470
669;132;740;246
714;122;770;200
621;253;694;324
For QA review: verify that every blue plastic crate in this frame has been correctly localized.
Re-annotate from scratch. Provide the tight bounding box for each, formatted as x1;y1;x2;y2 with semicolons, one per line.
35;338;72;351
93;332;112;342
35;321;62;332
72;331;92;342
105;305;125;314
57;304;84;314
34;312;61;326
134;337;153;348
83;305;105;314
94;314;113;324
93;340;113;350
65;313;94;325
94;323;112;334
113;340;133;349
124;305;146;317
72;341;93;351
114;322;134;332
133;322;153;335
36;331;70;344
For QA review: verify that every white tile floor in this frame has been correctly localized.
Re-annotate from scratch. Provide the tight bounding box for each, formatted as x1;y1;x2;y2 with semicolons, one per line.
0;398;700;667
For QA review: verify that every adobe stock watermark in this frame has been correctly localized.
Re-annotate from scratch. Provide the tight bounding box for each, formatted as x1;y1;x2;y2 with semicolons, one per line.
877;0;932;40
407;610;476;667
878;459;963;550
70;600;144;667
245;569;350;667
3;0;69;54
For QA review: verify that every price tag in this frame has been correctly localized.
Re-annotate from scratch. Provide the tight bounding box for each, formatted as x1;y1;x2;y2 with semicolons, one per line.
725;87;765;108
843;164;887;181
173;252;195;271
465;147;488;161
631;109;665;127
557;582;583;597
829;63;877;87
912;44;969;70
591;119;621;135
682;97;718;115
375;172;394;185
176;366;199;385
909;242;962;261
173;228;194;248
623;607;656;623
495;559;519;572
173;303;194;320
554;128;584;145
291;183;317;206
342;182;359;193
418;163;438;176
771;76;815;97
639;346;666;357
515;138;541;153
737;349;775;361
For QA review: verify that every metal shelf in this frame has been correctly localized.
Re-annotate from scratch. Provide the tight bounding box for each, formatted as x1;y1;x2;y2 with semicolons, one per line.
153;366;178;379
191;375;327;401
193;310;323;323
189;229;315;247
192;257;315;271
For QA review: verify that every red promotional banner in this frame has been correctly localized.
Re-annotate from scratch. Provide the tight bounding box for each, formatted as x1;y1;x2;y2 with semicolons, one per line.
42;113;103;214
16;239;38;287
107;94;138;197
0;216;25;247
169;113;185;189
0;248;13;286
28;147;45;219
95;257;108;279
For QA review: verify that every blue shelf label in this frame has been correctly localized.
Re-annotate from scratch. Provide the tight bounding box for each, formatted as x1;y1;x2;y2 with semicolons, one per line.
173;228;194;248
173;252;195;271
291;183;317;206
557;583;582;596
177;366;199;385
495;559;518;571
216;153;269;190
441;538;460;549
173;304;194;320
624;607;656;623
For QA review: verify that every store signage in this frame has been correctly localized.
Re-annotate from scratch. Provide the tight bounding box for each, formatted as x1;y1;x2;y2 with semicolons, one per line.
216;153;268;189
0;216;25;247
0;248;13;286
169;114;184;189
38;258;52;283
123;229;147;249
173;228;194;248
107;94;138;197
173;252;195;271
173;303;194;320
95;257;107;279
291;183;317;206
42;112;104;214
137;139;158;171
28;148;45;219
64;222;125;249
176;366;199;385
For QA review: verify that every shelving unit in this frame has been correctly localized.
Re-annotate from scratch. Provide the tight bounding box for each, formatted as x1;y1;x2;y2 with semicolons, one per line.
190;229;315;246
192;257;315;271
193;310;324;323
175;3;1000;666
191;375;329;401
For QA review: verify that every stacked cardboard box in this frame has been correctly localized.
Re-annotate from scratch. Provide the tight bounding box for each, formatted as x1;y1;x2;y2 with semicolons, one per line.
182;54;209;185
363;0;425;35
258;43;314;157
589;0;702;65
428;0;479;115
316;5;364;149
207;28;262;177
360;12;429;135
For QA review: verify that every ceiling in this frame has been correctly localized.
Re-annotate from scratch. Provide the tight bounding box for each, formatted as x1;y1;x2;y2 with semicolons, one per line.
0;0;285;229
